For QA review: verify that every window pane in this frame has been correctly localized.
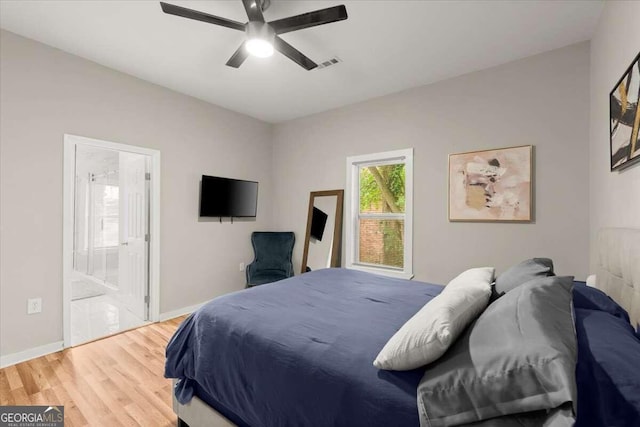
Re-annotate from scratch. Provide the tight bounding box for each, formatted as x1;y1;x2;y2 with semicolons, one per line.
358;218;404;268
359;164;405;214
101;217;119;247
93;184;119;248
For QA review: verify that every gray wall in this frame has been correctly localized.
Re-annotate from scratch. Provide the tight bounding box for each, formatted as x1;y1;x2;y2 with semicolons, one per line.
589;1;640;271
272;42;591;285
0;30;594;358
0;30;273;356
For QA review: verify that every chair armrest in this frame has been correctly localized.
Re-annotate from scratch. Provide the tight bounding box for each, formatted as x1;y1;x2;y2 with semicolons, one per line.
246;261;256;284
286;261;294;278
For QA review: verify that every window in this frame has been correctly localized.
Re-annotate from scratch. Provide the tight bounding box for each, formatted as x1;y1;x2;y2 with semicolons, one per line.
345;149;413;279
92;183;119;248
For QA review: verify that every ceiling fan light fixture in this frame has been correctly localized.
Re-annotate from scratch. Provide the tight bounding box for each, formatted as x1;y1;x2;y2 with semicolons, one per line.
246;38;274;58
245;21;275;58
160;1;348;70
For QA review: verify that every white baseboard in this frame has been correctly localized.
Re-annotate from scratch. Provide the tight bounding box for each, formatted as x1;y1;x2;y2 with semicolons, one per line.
0;303;207;368
0;341;64;369
159;301;208;322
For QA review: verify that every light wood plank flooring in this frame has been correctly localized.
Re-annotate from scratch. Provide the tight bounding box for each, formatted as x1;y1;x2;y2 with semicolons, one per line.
0;316;186;426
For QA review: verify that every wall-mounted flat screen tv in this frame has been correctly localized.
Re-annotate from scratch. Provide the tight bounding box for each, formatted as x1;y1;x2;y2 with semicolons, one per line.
200;175;258;217
310;207;328;241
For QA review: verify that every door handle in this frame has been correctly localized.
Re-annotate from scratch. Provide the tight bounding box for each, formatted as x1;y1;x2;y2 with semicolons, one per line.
120;242;129;246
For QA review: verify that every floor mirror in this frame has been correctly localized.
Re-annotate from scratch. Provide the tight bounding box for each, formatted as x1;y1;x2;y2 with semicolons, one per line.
301;190;344;274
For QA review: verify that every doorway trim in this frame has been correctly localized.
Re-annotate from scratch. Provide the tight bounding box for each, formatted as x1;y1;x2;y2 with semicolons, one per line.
63;134;161;348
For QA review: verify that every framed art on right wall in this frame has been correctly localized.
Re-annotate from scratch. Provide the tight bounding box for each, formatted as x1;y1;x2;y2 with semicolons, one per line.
610;51;640;171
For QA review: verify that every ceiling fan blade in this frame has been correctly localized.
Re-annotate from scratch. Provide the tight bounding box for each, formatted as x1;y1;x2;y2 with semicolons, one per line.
274;36;317;70
269;5;347;34
226;42;249;68
241;0;265;23
160;2;245;31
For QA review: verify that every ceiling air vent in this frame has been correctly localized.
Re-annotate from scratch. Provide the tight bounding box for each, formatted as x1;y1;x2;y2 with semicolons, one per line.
315;57;342;70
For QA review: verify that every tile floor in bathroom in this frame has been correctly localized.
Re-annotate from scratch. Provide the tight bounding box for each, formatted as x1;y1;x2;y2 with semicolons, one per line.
71;294;147;346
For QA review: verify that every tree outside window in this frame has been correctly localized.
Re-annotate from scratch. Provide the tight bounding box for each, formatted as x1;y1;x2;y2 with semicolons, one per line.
358;164;405;268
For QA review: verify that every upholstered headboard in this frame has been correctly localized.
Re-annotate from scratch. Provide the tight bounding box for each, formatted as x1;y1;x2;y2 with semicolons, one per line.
596;228;640;327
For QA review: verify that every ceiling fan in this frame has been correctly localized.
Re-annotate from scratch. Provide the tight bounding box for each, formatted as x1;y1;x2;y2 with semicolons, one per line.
160;0;348;70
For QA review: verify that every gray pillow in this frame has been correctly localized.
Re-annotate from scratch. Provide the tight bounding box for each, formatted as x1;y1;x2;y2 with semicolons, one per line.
463;404;575;427
492;258;554;300
417;275;577;427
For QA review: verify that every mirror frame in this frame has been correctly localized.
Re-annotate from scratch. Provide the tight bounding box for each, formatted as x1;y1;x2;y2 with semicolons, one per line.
301;190;344;274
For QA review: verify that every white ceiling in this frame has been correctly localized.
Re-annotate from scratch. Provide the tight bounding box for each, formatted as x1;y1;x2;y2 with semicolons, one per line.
0;0;603;123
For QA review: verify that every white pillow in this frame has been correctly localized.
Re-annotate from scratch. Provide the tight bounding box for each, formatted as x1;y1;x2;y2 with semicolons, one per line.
373;267;494;371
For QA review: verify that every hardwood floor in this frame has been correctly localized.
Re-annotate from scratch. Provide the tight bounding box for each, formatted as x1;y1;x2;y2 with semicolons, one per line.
0;316;186;427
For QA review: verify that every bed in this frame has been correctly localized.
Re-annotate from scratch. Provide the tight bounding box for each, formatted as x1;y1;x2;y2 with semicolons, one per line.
165;228;640;427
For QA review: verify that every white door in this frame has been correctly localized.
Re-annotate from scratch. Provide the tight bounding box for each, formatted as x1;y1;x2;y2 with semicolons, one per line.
118;151;149;320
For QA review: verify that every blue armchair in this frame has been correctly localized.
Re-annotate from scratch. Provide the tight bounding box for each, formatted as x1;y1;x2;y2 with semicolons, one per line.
246;232;295;287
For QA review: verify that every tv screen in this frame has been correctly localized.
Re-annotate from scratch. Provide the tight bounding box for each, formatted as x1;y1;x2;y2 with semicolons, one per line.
200;175;258;217
310;207;328;241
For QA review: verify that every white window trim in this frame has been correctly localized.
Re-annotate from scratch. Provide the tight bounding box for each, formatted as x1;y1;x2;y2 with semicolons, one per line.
345;148;413;280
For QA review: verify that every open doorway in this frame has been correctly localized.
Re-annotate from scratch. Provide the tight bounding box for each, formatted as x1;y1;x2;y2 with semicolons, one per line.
63;135;160;347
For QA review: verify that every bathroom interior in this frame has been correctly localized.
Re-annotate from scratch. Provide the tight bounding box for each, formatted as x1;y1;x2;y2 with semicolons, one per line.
71;144;148;346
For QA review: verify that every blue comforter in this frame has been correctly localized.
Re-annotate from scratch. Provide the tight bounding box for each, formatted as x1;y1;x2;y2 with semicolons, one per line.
165;268;442;427
573;283;640;427
165;270;640;427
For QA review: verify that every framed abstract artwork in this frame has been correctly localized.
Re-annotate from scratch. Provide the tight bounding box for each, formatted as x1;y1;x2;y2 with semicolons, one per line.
449;145;532;222
610;51;640;171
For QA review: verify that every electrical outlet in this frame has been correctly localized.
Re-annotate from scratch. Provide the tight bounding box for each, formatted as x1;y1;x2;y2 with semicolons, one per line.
27;298;42;314
239;262;245;272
